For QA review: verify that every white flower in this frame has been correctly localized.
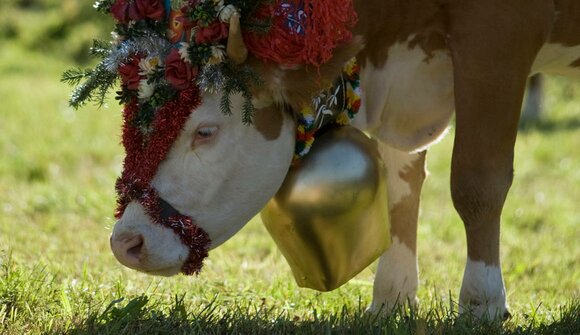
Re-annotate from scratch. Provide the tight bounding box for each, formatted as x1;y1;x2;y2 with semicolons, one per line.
178;42;191;63
218;4;237;22
139;56;161;76
138;80;155;100
208;45;226;65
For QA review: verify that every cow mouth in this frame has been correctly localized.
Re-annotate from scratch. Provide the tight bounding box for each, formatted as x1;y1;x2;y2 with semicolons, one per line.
116;179;211;276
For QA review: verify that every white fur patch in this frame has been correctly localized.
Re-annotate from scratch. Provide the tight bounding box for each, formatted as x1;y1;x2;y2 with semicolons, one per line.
459;259;509;319
532;43;580;78
368;237;419;314
358;36;454;152
378;143;423;209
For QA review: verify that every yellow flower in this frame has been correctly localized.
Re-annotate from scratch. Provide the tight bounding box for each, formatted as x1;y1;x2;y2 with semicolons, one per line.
336;112;350;125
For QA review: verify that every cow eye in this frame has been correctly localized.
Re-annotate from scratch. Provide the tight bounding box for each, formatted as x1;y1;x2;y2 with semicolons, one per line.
193;125;218;146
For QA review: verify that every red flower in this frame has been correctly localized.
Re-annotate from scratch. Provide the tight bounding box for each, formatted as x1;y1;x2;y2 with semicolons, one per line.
165;49;197;90
128;0;165;21
119;56;142;90
110;0;130;23
194;22;228;44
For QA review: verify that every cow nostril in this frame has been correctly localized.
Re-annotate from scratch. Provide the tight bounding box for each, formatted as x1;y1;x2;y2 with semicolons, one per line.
111;234;145;267
127;237;144;258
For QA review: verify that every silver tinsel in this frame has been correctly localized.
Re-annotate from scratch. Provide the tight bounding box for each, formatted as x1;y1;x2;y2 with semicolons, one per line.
104;34;173;72
196;64;226;94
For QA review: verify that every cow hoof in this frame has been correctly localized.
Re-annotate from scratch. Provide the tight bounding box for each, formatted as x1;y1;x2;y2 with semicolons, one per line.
366;296;419;316
459;260;510;321
458;298;511;321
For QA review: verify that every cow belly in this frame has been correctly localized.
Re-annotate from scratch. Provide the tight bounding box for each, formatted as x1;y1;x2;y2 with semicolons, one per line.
532;43;580;78
356;40;455;152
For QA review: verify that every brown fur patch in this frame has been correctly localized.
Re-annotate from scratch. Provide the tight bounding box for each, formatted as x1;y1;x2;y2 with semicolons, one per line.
354;0;448;67
253;105;283;140
570;57;580;68
389;151;427;253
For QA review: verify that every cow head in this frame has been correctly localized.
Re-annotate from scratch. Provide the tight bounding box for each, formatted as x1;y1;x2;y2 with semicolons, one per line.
62;0;363;276
110;90;295;275
109;38;362;275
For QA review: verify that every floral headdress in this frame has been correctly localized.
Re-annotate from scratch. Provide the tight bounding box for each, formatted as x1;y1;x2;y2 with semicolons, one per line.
62;0;358;275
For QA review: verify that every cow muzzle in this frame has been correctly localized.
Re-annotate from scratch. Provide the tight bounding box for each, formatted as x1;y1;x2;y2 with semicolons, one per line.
110;198;209;276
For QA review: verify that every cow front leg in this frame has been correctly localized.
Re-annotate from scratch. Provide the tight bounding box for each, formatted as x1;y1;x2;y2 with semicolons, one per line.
368;144;426;314
447;0;553;320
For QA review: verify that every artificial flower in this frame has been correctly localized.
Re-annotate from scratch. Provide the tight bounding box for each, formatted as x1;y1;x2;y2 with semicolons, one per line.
138;79;155;100
165;48;198;89
119;56;142;90
194;21;228;44
168;9;193;43
139;56;162;76
110;0;131;23
129;0;165;21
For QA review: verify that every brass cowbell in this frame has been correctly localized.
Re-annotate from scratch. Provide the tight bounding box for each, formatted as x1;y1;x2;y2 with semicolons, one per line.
261;126;390;291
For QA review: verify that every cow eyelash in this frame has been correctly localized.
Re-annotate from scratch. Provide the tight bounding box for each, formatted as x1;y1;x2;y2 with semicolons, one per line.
193;125;218;146
197;127;216;138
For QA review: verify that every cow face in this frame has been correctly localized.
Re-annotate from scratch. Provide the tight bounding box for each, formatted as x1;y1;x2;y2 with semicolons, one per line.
109;37;362;275
110;92;295;276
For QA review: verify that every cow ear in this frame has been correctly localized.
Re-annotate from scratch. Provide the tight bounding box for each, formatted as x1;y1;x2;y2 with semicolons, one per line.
248;37;363;113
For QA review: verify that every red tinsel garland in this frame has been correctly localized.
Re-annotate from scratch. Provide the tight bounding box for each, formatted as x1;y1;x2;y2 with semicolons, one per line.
115;87;211;275
245;0;357;67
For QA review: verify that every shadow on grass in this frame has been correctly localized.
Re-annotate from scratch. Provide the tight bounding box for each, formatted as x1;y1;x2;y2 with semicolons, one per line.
519;114;580;134
63;295;580;335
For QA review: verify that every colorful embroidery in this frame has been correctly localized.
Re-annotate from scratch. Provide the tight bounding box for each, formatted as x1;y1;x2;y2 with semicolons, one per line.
294;58;362;163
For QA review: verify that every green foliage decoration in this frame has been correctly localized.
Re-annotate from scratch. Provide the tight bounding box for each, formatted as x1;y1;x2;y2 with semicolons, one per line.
61;0;272;127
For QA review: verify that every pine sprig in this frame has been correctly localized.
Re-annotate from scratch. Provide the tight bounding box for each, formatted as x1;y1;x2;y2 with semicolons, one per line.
62;62;117;108
90;39;111;57
216;62;263;123
93;0;114;13
61;68;94;87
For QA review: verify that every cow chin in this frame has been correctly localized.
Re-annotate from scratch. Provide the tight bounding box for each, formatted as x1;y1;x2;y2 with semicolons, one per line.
110;202;190;276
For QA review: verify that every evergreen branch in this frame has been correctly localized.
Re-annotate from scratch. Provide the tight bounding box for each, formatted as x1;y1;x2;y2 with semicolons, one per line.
241;90;255;124
66;62;117;109
94;0;114;13
90;39;112;57
220;87;233;115
61;68;94;87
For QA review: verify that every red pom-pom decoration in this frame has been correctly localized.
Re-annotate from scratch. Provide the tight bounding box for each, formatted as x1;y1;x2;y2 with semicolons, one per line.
244;0;357;67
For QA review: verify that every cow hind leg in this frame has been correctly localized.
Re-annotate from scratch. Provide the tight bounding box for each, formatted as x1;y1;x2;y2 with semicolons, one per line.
368;144;426;314
447;0;554;320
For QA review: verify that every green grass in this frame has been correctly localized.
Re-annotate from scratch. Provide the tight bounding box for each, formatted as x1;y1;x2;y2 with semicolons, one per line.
1;7;579;333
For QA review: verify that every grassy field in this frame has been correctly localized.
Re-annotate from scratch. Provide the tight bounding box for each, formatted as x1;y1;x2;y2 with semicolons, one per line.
1;3;579;334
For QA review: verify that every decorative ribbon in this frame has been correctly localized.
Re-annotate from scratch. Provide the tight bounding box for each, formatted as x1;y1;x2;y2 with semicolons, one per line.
293;58;362;163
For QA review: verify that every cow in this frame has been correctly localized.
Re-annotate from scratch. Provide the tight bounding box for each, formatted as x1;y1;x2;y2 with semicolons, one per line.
109;0;580;320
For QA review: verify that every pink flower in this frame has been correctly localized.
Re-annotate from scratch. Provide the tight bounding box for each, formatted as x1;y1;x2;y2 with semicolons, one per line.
128;0;165;21
119;56;142;90
164;49;197;90
194;22;228;44
110;0;131;23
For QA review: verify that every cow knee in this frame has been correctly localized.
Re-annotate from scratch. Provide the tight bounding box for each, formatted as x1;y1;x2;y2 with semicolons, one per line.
450;163;514;230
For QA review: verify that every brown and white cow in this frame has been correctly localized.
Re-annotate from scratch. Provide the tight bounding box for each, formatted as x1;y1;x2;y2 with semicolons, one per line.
110;0;580;320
